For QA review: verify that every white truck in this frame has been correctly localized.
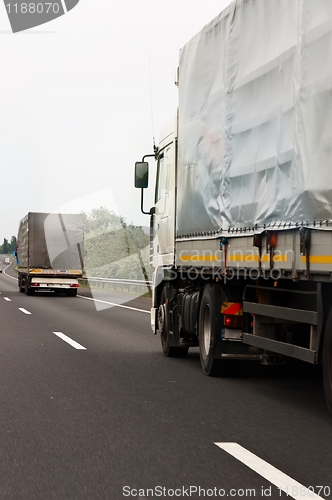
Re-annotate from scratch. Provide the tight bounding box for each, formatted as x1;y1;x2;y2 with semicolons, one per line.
135;0;332;416
17;212;84;296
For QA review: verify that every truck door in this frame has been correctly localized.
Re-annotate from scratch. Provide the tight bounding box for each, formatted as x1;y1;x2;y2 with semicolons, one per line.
153;142;175;267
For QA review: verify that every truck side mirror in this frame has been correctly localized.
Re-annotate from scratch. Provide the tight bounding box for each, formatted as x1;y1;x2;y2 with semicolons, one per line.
134;162;149;189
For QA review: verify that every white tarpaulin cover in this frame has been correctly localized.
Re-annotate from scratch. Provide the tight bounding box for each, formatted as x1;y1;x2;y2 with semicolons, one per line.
176;0;332;237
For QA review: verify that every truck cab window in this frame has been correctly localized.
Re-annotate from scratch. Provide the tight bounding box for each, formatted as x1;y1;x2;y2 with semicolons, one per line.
155;153;164;203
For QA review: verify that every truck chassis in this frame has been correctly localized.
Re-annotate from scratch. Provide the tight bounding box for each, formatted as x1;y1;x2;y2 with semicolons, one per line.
151;227;332;415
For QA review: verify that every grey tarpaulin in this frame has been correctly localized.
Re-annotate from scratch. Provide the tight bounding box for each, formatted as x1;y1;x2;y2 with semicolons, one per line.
176;0;332;236
17;212;84;270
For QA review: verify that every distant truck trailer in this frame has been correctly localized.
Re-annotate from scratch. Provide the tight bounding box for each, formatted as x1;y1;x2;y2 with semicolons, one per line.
17;212;84;296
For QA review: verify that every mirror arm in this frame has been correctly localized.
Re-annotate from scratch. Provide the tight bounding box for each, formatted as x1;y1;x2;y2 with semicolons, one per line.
140;189;151;215
140;189;155;215
142;153;157;162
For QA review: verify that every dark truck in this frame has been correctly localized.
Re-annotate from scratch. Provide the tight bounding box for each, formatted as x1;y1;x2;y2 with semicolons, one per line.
17;212;84;296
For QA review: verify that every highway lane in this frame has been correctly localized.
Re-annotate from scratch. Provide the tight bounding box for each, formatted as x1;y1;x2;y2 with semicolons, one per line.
0;267;331;499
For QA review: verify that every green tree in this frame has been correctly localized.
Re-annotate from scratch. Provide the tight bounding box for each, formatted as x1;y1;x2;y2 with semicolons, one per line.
2;238;8;254
9;236;16;253
0;236;17;254
82;207;151;280
83;207;122;235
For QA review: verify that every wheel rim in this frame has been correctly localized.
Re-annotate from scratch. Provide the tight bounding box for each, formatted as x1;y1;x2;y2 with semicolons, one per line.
158;303;166;336
202;305;211;358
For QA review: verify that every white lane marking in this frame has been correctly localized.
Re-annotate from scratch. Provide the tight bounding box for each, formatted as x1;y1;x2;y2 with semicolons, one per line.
53;332;86;350
215;443;325;499
3;269;16;280
4;297;11;301
78;294;150;314
19;308;31;315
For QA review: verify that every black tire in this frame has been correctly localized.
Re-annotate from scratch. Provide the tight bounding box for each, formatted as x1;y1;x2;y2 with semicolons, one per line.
323;309;332;416
25;277;34;295
199;283;224;376
18;275;24;293
66;289;78;297
159;287;188;358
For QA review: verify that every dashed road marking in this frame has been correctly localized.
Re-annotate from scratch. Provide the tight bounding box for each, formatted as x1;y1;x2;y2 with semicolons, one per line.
53;332;86;350
19;308;31;315
4;297;11;301
215;443;325;499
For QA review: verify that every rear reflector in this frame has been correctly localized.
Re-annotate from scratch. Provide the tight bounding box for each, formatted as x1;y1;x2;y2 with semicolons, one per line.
224;315;243;329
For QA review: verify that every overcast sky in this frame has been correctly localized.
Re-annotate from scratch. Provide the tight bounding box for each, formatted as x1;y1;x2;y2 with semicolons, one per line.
0;0;232;243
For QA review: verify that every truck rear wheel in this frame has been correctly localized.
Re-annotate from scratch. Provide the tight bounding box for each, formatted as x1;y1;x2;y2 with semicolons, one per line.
24;278;34;295
159;287;188;358
18;275;24;293
323;309;332;416
199;284;223;376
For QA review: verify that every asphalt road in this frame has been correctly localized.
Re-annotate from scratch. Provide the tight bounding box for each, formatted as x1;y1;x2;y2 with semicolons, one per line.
0;263;331;500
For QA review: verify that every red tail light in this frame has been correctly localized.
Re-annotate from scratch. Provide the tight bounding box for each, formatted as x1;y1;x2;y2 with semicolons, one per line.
224;315;243;329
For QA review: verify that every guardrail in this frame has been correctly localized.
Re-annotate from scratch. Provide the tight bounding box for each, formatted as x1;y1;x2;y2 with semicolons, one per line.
79;277;152;294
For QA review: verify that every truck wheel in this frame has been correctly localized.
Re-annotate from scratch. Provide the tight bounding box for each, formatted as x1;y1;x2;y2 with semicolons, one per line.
18;275;24;293
66;289;77;297
159;287;188;358
199;283;223;376
323;309;332;416
25;278;34;295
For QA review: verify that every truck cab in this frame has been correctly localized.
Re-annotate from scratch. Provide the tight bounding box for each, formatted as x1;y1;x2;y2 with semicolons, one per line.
135;114;177;269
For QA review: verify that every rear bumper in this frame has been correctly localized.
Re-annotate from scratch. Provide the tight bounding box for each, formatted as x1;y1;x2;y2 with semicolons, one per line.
214;339;262;360
30;277;79;290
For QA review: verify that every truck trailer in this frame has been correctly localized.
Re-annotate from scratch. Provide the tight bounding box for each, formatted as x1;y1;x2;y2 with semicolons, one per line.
17;212;84;296
135;0;332;415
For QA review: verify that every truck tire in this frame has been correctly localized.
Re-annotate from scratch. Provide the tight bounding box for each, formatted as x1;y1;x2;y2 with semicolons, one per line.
159;287;188;358
66;289;77;297
323;309;332;416
199;283;223;376
18;275;24;293
25;278;34;295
